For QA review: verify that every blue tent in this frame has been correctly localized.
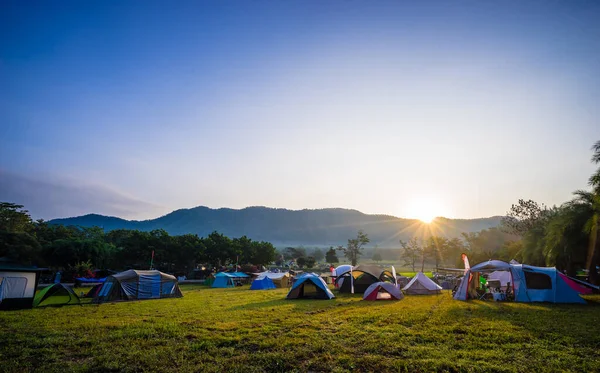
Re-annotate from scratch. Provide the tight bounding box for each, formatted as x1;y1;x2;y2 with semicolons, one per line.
250;277;276;290
286;273;335;299
212;272;236;288
454;260;586;304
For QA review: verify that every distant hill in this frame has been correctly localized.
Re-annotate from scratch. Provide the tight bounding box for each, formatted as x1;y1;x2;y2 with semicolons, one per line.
49;206;503;247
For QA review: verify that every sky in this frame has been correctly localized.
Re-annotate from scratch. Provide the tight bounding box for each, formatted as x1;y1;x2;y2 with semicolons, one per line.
1;0;599;221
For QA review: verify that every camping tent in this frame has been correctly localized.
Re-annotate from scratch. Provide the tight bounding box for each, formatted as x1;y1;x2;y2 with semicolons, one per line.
253;272;290;288
33;283;80;307
402;272;442;295
85;283;103;298
212;272;236;288
333;265;352;288
212;272;249;288
335;265;395;293
94;270;182;303
453;260;586;304
286;273;335;299
363;282;404;301
396;276;410;288
250;277;276;290
0;264;42;310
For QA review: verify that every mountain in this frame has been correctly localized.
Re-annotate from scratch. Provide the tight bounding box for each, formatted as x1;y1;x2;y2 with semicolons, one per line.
49;206;503;247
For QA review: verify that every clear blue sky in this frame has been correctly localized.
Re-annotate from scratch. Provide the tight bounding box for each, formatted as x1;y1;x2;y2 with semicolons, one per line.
1;0;599;220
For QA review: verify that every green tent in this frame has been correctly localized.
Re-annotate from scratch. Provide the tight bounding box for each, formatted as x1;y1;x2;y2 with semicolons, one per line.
33;283;80;307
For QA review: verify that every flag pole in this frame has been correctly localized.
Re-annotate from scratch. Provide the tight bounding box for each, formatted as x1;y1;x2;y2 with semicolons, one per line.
350;265;354;294
150;250;155;270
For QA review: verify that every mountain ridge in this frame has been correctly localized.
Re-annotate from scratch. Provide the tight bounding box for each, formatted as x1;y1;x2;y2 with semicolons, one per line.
49;205;504;247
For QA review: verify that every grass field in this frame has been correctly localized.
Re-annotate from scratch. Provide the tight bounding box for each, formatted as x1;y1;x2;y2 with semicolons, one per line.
1;285;599;373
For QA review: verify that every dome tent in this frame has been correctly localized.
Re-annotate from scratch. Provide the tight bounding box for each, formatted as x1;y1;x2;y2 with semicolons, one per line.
287;273;334;300
402;272;442;295
333;265;352;288
33;283;80;307
250;276;276;290
335;265;395;294
363;282;404;301
94;270;182;303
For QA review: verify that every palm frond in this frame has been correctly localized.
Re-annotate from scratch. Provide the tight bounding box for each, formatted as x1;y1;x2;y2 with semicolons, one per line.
592;140;600;164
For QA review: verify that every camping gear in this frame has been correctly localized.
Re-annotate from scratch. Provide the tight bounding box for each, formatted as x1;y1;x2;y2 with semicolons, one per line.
286;273;335;299
250;277;276;290
94;270;183;303
402;272;443;295
335;265;395;294
363;282;404;301
453;260;586;304
0;263;42;310
33;283;80;307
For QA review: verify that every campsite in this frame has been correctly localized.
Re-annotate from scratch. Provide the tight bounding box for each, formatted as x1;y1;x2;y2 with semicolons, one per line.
3;1;600;372
0;283;599;372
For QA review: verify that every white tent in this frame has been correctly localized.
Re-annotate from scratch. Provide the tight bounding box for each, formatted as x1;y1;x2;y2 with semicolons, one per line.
402;272;442;295
334;265;352;287
0;265;41;310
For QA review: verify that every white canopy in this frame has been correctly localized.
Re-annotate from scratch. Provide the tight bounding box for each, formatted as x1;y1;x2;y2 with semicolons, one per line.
255;272;289;280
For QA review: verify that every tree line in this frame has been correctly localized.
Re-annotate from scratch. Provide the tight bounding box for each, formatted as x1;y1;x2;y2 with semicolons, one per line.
0;202;276;276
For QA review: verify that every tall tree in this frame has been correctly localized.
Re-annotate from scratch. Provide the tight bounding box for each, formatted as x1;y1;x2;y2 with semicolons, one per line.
311;248;325;263
337;230;369;266
0;202;33;233
568;189;600;283
400;238;421;272
325;247;339;264
371;250;382;263
584;140;600;284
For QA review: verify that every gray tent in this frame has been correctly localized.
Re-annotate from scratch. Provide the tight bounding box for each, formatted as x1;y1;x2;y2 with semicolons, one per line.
0;263;42;310
94;270;182;303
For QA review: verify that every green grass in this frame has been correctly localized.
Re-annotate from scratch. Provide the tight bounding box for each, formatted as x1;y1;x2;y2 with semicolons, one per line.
1;285;599;372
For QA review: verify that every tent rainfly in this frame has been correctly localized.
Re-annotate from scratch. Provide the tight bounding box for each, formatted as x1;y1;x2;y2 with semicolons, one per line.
250;277;276;290
0;264;42;310
253;272;291;288
402;272;443;295
287;273;335;299
33;283;80;307
94;270;182;303
335;265;395;294
363;282;404;301
454;260;587;304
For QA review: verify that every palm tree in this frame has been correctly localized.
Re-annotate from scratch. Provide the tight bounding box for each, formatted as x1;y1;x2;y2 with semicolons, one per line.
569;140;600;284
568;190;600;284
590;140;600;188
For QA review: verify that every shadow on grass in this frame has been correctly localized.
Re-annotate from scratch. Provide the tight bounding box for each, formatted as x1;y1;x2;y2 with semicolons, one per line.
227;292;409;312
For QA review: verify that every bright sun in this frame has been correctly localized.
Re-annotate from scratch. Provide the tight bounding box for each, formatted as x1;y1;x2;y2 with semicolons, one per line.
406;197;441;223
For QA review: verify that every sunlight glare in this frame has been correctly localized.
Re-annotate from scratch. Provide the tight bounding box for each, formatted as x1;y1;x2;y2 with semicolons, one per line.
406;197;442;223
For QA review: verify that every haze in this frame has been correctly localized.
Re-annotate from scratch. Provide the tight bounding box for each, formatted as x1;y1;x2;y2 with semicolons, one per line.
1;1;599;220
